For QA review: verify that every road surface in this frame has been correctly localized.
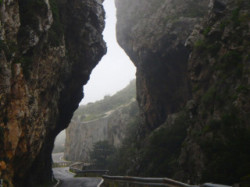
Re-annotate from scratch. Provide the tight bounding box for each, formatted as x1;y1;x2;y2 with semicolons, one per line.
53;167;102;187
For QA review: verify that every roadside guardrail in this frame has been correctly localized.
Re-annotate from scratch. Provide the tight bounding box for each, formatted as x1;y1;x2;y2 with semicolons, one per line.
100;175;233;187
69;163;109;177
76;170;109;175
101;175;193;187
69;162;85;173
68;164;233;187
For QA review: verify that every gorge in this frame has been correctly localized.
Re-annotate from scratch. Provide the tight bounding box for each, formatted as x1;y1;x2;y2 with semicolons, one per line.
0;0;249;186
64;80;138;162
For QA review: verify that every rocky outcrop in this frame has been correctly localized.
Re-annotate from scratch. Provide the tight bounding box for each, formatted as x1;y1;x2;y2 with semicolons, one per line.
0;0;106;186
116;0;250;184
116;0;209;131
179;0;250;183
64;100;139;162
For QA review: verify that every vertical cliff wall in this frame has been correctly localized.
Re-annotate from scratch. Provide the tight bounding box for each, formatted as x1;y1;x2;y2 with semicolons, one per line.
65;101;138;162
0;0;106;186
116;0;209;131
64;80;138;162
180;0;250;183
65;115;109;162
116;0;250;184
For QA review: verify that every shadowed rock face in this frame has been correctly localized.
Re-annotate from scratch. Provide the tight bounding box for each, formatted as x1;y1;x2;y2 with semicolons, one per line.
180;0;250;183
0;0;106;186
115;0;209;131
116;0;250;184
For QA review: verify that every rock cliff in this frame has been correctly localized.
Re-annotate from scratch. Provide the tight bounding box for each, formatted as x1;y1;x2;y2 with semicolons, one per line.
116;0;209;131
0;0;106;186
65;100;138;162
64;80;138;162
180;0;250;183
116;0;250;184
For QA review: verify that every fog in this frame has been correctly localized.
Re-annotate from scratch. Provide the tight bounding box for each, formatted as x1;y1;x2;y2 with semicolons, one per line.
80;0;136;105
54;0;136;152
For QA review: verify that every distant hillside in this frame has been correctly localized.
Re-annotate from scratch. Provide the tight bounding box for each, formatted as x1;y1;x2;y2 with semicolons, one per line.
64;80;139;161
73;79;136;122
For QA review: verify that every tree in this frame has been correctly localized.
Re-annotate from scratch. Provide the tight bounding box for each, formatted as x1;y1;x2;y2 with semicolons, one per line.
90;141;115;169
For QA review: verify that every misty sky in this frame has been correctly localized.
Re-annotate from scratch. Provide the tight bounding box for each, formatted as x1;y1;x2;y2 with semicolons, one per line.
80;0;136;105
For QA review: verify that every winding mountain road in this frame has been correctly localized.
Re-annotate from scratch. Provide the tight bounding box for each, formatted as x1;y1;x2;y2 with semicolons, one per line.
52;153;102;187
53;167;102;187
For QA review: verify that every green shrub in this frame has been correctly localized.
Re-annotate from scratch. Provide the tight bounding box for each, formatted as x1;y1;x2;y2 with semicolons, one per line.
109;112;190;177
201;127;250;184
221;51;242;64
201;86;216;105
215;51;243;78
219;20;229;31
232;8;240;26
202;119;221;133
138;113;189;177
90;141;116;169
203;26;211;36
194;39;206;52
236;85;249;94
207;42;221;56
200;106;250;184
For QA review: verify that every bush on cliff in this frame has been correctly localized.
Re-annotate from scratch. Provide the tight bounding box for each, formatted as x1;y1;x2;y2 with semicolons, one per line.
90;141;116;169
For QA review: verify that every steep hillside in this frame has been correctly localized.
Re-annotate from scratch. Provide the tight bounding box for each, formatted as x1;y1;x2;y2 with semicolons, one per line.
0;0;106;186
73;79;136;122
181;0;250;183
64;80;139;161
116;0;250;185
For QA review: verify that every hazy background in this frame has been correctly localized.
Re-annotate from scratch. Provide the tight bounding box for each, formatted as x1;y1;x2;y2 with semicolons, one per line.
80;0;136;105
54;0;136;152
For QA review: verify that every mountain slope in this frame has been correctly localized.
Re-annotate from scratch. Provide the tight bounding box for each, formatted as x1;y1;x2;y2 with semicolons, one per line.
64;80;139;162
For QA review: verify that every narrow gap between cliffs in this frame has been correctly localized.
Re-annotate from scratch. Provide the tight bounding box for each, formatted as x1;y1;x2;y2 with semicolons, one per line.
51;0;136;177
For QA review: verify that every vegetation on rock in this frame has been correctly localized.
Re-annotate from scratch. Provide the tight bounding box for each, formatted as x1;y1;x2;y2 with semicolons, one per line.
0;0;106;186
115;0;250;185
90;141;116;169
64;80;138;162
73;80;136;122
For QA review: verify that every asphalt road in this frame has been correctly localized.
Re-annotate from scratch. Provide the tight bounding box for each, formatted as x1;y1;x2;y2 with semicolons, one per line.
53;167;102;187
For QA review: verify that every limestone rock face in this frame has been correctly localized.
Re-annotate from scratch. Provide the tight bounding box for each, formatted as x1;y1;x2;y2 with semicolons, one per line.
64;101;139;162
116;0;210;130
116;0;250;184
180;0;250;183
65;116;109;162
0;0;106;186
